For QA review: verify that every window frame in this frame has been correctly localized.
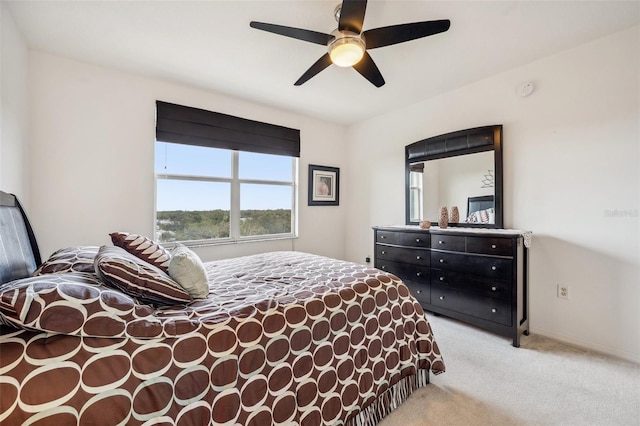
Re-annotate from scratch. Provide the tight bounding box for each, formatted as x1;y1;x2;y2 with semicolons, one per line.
408;170;423;223
154;147;298;246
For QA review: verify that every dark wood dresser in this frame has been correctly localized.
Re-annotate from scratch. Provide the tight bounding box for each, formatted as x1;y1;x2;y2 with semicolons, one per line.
373;226;529;347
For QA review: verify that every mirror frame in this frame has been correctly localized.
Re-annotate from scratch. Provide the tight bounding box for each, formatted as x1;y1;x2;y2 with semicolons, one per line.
405;125;503;228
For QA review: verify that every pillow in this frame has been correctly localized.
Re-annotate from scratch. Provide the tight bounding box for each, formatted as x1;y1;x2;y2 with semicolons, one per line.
466;208;494;224
168;244;209;299
0;272;156;337
110;232;171;273
33;246;99;276
95;245;192;305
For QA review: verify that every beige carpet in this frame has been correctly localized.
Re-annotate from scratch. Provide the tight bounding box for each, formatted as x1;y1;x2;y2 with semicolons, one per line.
380;315;640;426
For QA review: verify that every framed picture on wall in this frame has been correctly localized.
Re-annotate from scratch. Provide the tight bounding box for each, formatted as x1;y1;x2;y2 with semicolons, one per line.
308;164;339;206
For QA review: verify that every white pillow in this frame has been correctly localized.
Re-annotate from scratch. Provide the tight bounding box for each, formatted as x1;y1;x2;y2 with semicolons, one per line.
168;244;209;299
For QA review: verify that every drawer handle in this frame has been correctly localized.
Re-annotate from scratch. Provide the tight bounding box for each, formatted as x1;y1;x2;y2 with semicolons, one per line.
491;266;497;271
416;255;421;260
381;251;386;255
439;276;445;281
416;272;422;277
439;296;445;300
416;238;421;243
438;240;444;244
416;290;422;294
439;259;444;263
491;244;497;249
491;286;497;291
380;235;386;239
381;265;387;270
491;308;497;313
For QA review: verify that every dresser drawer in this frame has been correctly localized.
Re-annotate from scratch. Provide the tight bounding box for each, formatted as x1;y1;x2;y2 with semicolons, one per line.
431;234;465;252
430;269;511;299
466;237;513;257
376;230;429;248
395;232;429;248
376;230;397;244
374;259;430;304
431;251;512;279
376;245;430;266
375;258;429;281
431;286;511;326
404;281;430;305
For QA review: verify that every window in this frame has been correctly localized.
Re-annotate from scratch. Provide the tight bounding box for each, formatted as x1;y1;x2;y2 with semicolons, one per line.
154;101;300;245
155;143;297;243
409;169;423;222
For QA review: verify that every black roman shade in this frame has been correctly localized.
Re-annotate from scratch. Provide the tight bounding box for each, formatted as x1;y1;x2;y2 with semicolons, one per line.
409;163;424;173
156;101;300;157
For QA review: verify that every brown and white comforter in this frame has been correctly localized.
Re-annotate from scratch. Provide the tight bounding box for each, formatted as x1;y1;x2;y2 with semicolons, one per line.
0;251;444;425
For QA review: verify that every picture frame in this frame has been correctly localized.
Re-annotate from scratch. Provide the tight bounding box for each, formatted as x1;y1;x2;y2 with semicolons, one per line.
308;164;339;206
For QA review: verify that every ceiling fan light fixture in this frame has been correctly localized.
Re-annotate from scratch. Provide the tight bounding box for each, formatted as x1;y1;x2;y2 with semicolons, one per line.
328;34;365;67
250;1;451;87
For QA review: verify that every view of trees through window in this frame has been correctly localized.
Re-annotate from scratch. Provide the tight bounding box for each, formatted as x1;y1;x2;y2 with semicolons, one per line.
156;209;291;242
154;142;296;243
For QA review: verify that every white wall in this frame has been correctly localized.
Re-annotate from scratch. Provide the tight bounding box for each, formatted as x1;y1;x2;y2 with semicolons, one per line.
345;26;640;362
28;51;348;263
0;3;29;203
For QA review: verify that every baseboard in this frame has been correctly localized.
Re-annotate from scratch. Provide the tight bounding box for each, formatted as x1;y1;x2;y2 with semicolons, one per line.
531;327;640;364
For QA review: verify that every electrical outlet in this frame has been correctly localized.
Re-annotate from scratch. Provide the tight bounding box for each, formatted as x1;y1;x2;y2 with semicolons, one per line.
557;284;569;300
365;256;371;264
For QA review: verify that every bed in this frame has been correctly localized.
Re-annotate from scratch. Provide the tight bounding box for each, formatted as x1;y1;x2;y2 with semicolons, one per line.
0;190;444;425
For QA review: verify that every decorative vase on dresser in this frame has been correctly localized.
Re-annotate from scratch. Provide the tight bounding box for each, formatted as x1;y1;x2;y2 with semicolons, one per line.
450;206;459;224
438;207;449;229
373;226;529;347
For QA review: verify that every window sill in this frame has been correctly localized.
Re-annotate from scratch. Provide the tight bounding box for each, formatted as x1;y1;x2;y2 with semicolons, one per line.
165;234;298;249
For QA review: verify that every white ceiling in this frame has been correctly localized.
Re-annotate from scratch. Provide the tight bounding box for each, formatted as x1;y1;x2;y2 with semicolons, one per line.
5;0;640;125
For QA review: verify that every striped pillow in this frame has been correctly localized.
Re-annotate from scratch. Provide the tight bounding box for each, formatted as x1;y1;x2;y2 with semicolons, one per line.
466;208;494;224
110;232;171;273
95;246;192;305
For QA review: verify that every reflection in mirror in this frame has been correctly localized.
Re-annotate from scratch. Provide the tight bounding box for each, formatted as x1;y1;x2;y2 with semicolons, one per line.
408;163;424;222
410;151;495;224
405;125;503;228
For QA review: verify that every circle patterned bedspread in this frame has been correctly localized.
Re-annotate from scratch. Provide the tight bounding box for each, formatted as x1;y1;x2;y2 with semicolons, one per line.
0;251;444;425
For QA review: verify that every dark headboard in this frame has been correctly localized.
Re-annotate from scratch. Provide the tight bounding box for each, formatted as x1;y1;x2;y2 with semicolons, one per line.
467;195;494;217
0;191;41;285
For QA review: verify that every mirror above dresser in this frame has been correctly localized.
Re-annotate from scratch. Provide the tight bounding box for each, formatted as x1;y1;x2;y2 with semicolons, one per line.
406;125;503;228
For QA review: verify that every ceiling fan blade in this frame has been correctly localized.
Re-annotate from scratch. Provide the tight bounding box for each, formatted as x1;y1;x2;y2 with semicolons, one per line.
250;21;333;46
363;20;451;49
352;52;385;87
294;54;333;86
338;0;368;33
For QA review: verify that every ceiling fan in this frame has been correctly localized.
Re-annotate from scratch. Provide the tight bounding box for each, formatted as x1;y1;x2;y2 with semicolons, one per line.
249;0;450;87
